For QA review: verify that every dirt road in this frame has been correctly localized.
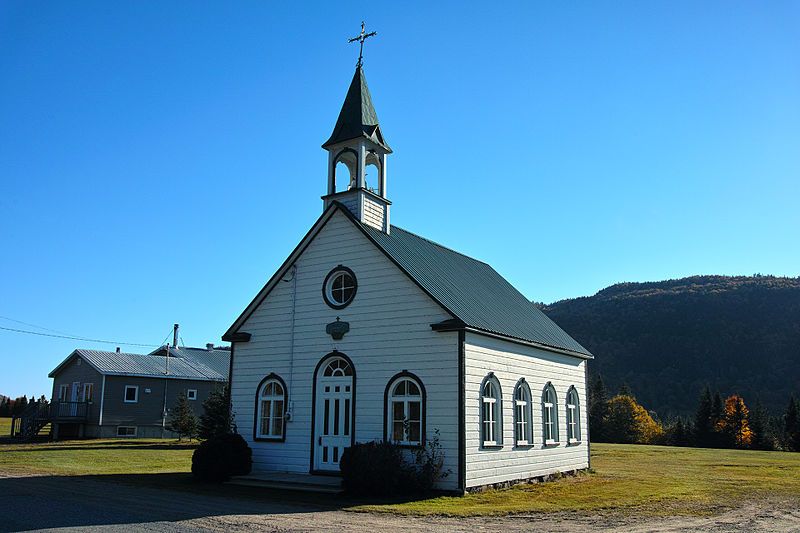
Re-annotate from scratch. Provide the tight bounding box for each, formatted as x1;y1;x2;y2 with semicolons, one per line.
1;473;799;532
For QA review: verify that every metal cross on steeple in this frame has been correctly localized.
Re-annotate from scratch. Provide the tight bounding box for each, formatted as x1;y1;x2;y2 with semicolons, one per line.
348;21;377;68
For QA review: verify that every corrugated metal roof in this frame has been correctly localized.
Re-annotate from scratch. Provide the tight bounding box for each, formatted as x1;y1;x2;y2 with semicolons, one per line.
360;223;592;357
55;348;229;381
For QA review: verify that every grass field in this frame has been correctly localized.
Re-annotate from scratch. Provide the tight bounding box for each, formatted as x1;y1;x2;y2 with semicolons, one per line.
0;417;10;436
1;439;799;517
0;438;196;477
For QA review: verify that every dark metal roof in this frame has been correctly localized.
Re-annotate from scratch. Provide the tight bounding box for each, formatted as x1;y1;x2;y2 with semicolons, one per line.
322;66;391;152
359;221;592;357
49;347;229;381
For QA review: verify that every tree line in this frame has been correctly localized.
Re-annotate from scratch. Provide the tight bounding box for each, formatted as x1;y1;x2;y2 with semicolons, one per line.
588;375;800;451
0;395;48;417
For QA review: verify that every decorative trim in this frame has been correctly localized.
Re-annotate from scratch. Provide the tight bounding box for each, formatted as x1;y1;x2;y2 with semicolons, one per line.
584;363;592;469
541;381;560;446
321;187;393;206
382;371;427;448
322;265;358;310
566;384;581;444
458;330;466;494
252;373;288;442
309;351;357;475
512;378;534;448
325;318;350;340
479;373;503;449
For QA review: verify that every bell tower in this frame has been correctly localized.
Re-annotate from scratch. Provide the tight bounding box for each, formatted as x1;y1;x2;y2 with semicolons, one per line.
322;24;392;233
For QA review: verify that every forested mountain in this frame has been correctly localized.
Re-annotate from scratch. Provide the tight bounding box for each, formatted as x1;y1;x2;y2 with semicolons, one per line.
543;275;800;417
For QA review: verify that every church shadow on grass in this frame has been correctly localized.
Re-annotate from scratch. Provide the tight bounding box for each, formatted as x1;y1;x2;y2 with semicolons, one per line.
0;472;433;532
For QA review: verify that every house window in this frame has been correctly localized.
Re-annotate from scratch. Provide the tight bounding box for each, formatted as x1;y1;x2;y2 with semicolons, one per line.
58;384;69;402
514;379;532;446
187;389;197;401
82;383;94;402
255;375;287;440
124;385;139;403
117;426;137;437
481;374;502;446
322;266;357;309
566;386;581;443
385;374;425;446
542;382;559;445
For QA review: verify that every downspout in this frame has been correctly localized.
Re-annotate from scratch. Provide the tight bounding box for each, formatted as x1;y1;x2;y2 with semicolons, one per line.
284;264;298;420
98;375;106;427
162;343;170;438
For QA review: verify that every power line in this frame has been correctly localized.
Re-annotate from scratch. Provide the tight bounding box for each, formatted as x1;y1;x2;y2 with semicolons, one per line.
0;325;160;347
0;315;73;336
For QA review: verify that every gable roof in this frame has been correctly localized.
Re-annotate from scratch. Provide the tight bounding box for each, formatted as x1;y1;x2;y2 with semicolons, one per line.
49;347;229;381
224;203;591;359
322;66;391;152
358;224;592;357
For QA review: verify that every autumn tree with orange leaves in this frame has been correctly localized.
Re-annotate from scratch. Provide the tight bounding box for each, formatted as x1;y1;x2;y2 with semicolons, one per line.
717;395;753;449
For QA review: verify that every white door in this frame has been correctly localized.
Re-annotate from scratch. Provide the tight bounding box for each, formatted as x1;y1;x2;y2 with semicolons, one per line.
313;357;354;472
70;381;80;415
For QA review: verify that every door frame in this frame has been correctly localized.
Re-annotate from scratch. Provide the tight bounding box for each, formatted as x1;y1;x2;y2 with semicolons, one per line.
309;351;357;475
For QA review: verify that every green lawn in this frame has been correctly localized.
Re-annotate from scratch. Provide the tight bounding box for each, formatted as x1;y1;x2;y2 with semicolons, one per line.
355;444;800;516
1;438;799;517
0;438;196;477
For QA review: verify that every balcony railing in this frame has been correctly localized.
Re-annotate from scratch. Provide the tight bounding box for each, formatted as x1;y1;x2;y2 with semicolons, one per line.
50;401;89;420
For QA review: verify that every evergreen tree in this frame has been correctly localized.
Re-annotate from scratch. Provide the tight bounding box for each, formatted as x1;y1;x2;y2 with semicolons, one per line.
588;374;609;442
784;396;800;452
168;393;198;441
666;418;691;447
693;386;714;447
12;396;28;416
749;399;774;451
710;391;725;447
198;386;233;440
0;398;9;417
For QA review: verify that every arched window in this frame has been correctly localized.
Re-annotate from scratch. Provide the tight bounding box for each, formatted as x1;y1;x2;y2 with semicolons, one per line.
322;357;353;377
542;382;559;445
514;379;532;446
385;372;425;446
481;374;502;446
255;374;287;441
566;386;581;443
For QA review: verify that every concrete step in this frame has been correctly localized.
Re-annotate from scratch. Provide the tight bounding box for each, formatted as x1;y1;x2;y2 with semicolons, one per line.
228;472;343;494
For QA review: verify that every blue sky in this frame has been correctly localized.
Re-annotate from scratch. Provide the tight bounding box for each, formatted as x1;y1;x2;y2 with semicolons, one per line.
1;1;798;398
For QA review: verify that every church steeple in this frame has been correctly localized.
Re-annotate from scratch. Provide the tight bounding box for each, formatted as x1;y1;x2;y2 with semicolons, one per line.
322;26;391;233
322;66;391;153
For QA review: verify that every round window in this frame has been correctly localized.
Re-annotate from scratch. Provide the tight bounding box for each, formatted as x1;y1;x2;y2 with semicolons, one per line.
323;266;357;309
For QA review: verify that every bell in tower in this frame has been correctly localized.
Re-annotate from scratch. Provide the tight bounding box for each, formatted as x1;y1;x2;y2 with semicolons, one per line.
321;23;391;234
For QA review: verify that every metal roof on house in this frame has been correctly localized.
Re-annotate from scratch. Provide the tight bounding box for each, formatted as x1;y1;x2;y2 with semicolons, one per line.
359;221;592;357
322;66;391;151
49;347;229;381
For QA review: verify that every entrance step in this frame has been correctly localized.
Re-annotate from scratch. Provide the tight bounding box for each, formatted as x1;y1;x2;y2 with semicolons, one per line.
228;472;343;494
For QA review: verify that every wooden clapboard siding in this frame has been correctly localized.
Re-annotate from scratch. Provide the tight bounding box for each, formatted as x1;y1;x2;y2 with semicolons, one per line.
231;210;459;490
463;332;589;488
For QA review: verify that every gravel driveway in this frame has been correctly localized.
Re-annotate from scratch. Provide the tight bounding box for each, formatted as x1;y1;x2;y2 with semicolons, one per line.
1;473;799;532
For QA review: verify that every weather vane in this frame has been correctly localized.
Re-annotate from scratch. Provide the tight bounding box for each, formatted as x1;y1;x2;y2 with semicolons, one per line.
348;21;377;68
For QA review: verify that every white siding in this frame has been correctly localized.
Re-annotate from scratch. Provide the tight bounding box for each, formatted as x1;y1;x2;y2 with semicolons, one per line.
361;194;386;231
230;210;459;490
464;332;589;488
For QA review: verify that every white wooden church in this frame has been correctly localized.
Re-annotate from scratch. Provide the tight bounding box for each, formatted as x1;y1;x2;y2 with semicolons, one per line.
224;48;593;493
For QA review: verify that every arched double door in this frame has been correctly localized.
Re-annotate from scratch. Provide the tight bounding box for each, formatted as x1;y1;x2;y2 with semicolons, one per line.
312;353;355;472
